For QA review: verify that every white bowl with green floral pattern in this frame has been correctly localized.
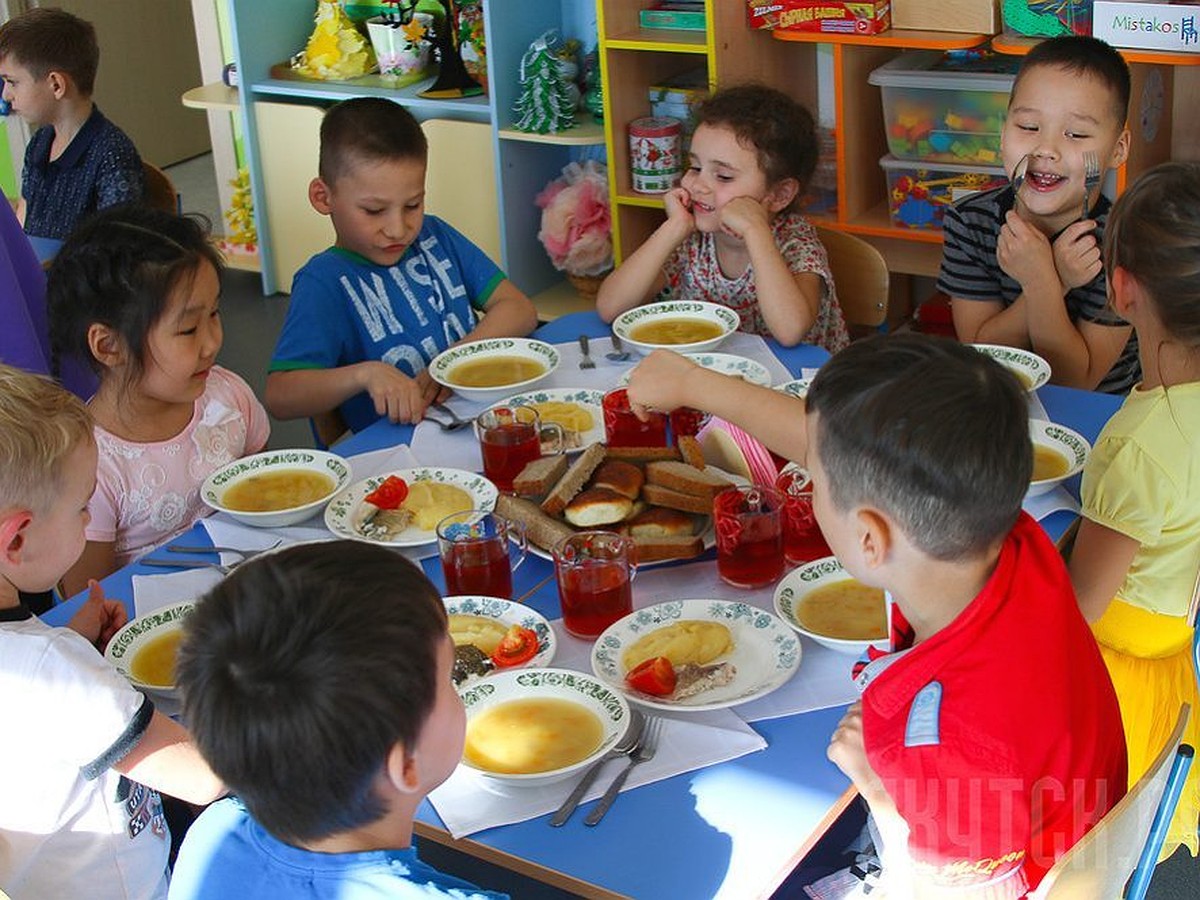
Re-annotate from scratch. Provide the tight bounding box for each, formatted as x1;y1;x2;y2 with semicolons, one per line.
458;667;632;786
201;449;351;528
774;378;812;399
618;352;771;388
773;556;889;656
970;344;1051;392
428;338;560;402
104;601;195;699
1028;419;1090;497
612;301;739;356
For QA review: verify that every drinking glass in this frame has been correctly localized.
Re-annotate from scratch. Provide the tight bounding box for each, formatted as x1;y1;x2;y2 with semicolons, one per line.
475;406;564;492
775;465;832;567
553;531;637;639
714;485;785;588
437;510;527;599
602;388;668;448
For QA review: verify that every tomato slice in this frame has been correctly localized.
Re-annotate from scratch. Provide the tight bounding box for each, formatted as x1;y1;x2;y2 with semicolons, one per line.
625;656;677;697
491;625;540;668
364;475;408;510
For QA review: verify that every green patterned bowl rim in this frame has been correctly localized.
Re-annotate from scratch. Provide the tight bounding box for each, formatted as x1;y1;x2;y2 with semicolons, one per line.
773;556;889;654
969;343;1051;392
1029;419;1091;489
612;301;739;354
104;600;195;693
428;338;560;397
201;449;351;519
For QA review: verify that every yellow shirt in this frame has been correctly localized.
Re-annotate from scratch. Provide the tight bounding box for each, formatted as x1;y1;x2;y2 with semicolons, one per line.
1081;381;1200;616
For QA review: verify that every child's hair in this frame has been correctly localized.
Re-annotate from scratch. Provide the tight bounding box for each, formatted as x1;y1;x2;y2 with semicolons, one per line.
0;7;100;96
176;541;448;844
806;333;1030;561
47;205;222;389
0;364;92;514
1105;161;1200;350
1012;35;1130;126
693;83;817;208
318;97;428;185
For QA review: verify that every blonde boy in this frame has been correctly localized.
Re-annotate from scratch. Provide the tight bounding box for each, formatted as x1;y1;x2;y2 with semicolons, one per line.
0;364;221;900
940;36;1138;393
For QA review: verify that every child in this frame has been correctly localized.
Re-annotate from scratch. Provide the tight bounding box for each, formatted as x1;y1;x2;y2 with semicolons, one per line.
0;363;223;899
0;7;143;240
169;541;507;900
1068;161;1200;859
625;335;1127;895
265;97;538;437
939;35;1139;394
47;205;269;595
597;84;849;351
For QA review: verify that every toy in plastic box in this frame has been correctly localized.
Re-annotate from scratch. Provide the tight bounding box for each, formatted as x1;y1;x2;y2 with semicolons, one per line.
869;49;1020;165
1002;0;1093;37
881;155;1008;230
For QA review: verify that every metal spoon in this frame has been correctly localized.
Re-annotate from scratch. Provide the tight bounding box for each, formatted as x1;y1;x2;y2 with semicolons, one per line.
426;402;473;432
549;708;645;827
606;333;632;362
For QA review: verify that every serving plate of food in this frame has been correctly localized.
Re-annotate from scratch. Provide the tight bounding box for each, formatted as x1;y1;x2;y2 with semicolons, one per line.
201;449;351;528
105;601;195;700
618;352;772;388
428;338;560;402
488;388;604;452
969;344;1051;392
445;595;556;686
591;599;801;712
773;556;889;656
324;467;497;547
611;300;739;356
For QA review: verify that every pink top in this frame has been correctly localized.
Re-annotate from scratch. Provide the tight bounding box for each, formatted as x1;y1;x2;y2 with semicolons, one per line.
661;212;850;353
86;366;270;565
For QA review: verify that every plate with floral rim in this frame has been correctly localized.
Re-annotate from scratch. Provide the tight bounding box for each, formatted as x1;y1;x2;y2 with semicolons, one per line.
487;387;605;453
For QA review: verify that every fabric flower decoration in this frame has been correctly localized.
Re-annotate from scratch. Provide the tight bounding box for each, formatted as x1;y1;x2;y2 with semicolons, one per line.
535;160;613;277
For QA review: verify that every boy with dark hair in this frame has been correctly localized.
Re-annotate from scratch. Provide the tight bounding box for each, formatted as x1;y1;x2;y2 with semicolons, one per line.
0;364;222;899
625;335;1127;896
265;97;538;436
940;35;1139;394
168;541;507;900
0;7;143;240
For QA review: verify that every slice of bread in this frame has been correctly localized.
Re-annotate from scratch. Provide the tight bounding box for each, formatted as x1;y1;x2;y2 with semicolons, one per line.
677;434;706;470
645;461;733;501
622;505;696;538
602;445;681;464
512;455;569;499
591;460;644;500
564;488;634;527
641;483;715;516
540;442;607;516
629;533;705;564
495;494;576;554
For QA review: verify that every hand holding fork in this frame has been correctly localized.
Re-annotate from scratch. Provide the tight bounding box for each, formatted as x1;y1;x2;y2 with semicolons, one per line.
1081;150;1101;220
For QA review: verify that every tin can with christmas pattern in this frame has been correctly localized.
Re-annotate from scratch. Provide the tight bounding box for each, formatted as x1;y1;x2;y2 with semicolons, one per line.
629;116;683;194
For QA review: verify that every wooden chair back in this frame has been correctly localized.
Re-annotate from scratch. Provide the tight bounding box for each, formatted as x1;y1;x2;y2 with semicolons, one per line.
1028;704;1191;900
813;224;889;331
142;161;180;214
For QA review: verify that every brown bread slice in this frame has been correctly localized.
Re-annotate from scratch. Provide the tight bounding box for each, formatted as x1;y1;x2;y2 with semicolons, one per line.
512;455;569;499
629;533;705;564
645;460;733;501
677;434;706;469
540;442;607;516
495;494;576;554
640;483;714;515
602;445;681;464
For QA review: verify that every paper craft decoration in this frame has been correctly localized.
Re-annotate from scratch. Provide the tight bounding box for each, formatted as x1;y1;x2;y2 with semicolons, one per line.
292;0;375;80
513;31;576;134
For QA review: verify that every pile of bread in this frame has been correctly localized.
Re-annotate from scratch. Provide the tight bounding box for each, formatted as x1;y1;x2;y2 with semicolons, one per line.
494;438;733;563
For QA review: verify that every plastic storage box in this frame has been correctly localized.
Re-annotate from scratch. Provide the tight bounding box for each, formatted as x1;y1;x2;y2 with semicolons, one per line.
881;155;1007;230
869;50;1020;165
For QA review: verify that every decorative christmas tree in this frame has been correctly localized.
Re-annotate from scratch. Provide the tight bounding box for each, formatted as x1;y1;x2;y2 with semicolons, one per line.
513;32;576;135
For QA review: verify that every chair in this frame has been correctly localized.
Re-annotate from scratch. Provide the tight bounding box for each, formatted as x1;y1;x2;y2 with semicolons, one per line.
142;161;180;214
1028;704;1193;900
813;224;889;334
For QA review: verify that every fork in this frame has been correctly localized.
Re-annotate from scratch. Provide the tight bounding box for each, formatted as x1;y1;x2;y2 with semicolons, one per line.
577;334;596;370
140;558;236;575
584;715;663;826
426;402;473;432
1082;150;1101;220
166;539;283;560
606;333;632;362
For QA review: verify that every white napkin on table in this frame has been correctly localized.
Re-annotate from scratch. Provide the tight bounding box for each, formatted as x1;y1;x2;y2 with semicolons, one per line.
1022;485;1080;522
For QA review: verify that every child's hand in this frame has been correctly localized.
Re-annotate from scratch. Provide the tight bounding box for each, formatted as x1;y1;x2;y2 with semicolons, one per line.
827;700;876;790
718;196;772;243
1051;220;1102;291
414;368;450;407
663;187;696;237
359;362;430;424
66;580;128;652
997;210;1058;292
625;350;701;416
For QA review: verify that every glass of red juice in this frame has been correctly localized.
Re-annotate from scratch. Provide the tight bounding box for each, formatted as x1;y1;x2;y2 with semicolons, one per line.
775;465;832;567
475;406;563;492
437;510;527;599
602;388;668;448
714;486;785;588
554;531;637;639
668;406;710;445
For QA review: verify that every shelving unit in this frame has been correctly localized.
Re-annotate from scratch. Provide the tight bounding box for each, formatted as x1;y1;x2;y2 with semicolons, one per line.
221;0;605;319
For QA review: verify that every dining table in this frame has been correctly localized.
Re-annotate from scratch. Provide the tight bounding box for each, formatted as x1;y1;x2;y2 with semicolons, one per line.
42;311;1124;900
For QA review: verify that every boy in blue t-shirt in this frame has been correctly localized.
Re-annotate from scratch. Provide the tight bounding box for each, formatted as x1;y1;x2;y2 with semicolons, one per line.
266;98;538;438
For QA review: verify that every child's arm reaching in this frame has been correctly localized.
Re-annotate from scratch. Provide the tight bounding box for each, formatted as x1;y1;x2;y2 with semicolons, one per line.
1068;518;1140;622
265;365;431;426
115;711;225;806
597;187;695;322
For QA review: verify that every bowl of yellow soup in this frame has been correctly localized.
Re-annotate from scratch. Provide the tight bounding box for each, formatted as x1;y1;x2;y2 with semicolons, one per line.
612;301;739;356
1028;420;1090;498
773;556;890;656
202;449;352;528
104;601;194;699
458;667;632;786
969;344;1051;393
429;338;559;403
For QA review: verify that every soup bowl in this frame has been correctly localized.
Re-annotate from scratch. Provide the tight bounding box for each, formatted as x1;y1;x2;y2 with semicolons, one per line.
1028;420;1090;497
612;301;739;356
429;338;559;403
104;601;195;700
457;667;632;787
202;449;351;528
969;344;1051;392
773;556;890;656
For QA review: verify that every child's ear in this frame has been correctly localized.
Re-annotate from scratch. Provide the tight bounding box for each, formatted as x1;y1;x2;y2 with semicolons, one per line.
1108;127;1131;171
86;323;125;369
384;741;421;795
0;510;32;567
855;508;892;569
1109;265;1140;319
766;177;800;215
308;178;334;216
46;70;69;100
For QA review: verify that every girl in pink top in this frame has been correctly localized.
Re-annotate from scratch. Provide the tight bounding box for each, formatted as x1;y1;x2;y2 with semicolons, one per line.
48;206;269;594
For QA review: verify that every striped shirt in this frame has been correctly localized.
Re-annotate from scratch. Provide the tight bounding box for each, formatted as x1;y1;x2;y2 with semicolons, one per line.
937;185;1139;394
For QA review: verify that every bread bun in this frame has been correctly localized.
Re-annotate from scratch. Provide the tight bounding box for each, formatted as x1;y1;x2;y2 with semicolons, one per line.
591;460;644;500
564;487;634;527
623;505;695;538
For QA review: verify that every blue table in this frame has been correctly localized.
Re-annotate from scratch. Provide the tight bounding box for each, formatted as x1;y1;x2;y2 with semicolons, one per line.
43;313;1123;898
